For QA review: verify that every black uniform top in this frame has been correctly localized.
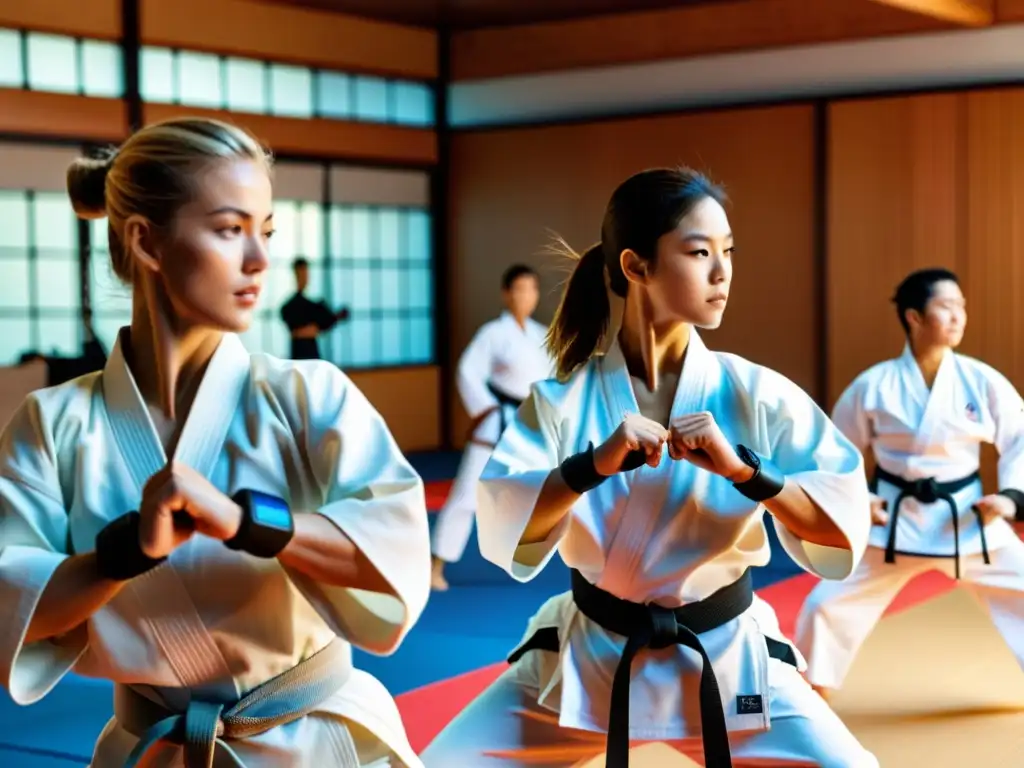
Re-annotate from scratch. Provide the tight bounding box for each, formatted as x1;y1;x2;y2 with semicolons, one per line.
280;293;342;360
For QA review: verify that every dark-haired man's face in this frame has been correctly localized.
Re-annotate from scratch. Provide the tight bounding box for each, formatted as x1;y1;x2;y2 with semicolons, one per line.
294;264;309;292
910;279;966;348
503;274;539;321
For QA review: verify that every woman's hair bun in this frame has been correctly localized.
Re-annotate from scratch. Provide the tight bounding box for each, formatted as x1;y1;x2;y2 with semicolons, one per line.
66;150;115;220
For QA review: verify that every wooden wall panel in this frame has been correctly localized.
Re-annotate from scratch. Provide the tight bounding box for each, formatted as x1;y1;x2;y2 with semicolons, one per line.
143;105;437;166
448;104;817;446
962;88;1024;386
451;0;954;80
826;93;964;408
0;0;119;39
963;87;1024;489
141;0;437;80
0;91;126;142
349;366;440;451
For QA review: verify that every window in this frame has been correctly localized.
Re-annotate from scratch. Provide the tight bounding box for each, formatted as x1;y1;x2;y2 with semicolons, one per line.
317;72;351;119
225;57;267;114
177;51;222;108
269;64;313;118
0;29;433;125
140;47;174;103
138;45;435;127
243;199;326;360
0;29;21;88
0;30;124;98
81;40;123;98
0;190;83;365
326;205;433;367
26;33;77;94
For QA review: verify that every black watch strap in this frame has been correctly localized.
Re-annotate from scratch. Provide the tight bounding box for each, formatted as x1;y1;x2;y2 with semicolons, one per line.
224;489;295;558
732;445;785;502
94;512;167;581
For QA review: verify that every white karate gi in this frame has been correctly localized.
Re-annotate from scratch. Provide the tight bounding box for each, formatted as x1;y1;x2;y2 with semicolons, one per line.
0;329;431;767
431;312;553;564
795;343;1024;691
420;331;878;767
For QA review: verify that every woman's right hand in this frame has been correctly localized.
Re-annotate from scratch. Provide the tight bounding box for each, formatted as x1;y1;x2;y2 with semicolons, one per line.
593;414;670;476
138;462;243;559
869;493;889;526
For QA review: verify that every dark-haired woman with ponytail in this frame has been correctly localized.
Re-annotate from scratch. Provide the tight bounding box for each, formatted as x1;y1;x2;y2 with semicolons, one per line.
420;168;877;767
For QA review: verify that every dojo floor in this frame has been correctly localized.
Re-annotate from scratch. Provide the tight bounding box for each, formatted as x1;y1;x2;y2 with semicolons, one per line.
1;451;1022;767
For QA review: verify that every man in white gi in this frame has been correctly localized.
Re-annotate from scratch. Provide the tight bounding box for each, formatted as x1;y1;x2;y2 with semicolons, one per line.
431;264;554;591
795;267;1024;700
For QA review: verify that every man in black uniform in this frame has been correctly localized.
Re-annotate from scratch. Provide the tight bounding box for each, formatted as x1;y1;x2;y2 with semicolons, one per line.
279;257;350;360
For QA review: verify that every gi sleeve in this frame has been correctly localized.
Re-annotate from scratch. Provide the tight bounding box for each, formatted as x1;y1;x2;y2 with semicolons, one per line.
0;396;86;705
985;367;1024;519
456;326;500;419
476;382;565;581
760;371;871;581
285;364;431;656
829;376;873;456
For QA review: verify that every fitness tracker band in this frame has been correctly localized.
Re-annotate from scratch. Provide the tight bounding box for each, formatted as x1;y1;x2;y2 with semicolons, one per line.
224;489;295;558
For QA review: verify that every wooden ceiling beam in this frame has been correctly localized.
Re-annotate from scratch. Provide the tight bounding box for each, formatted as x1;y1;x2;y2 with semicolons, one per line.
865;0;994;26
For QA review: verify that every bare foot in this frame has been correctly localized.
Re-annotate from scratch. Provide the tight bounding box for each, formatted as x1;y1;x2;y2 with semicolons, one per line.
430;557;449;591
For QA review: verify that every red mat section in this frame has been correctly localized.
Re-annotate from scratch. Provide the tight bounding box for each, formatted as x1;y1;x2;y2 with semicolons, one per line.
395;569;958;753
426;480;451;512
757;569;956;638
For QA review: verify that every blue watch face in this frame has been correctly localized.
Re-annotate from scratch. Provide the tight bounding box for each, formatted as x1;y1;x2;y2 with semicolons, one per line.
249;491;292;530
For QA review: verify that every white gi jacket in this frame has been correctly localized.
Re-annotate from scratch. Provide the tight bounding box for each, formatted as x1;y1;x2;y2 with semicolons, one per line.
0;330;431;767
832;343;1024;558
476;331;871;740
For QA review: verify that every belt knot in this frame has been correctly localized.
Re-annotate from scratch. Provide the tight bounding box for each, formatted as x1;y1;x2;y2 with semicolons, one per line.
909;477;940;504
645;604;679;650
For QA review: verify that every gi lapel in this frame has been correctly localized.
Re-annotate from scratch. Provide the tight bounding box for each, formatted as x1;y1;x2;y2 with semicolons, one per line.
911;345;955;445
599;339;641;431
100;328;248;694
101;329;252;492
170;333;251;479
101;328;169;495
597;333;714;585
668;330;713;422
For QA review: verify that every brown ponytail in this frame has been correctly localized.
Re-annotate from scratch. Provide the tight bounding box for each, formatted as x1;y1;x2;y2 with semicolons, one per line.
547;242;610;381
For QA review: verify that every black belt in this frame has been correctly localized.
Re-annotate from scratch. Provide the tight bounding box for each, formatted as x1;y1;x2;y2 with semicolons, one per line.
507;568;797;768
486;381;522;434
873;466;988;579
464;384;523;449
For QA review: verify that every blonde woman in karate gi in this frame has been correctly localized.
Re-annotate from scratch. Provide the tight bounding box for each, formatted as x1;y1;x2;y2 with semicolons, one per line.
0;117;432;767
431;264;554;591
420;167;877;768
795;267;1024;702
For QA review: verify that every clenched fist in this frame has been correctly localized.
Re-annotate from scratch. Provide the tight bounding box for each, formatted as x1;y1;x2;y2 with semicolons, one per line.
593;414;670;476
668;412;750;481
139;461;243;559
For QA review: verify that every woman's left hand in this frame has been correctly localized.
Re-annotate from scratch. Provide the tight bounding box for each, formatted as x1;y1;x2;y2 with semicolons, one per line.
669;412;752;482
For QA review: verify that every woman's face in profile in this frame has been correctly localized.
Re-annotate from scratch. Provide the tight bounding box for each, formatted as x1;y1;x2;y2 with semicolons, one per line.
156;158;274;333
646;196;734;330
